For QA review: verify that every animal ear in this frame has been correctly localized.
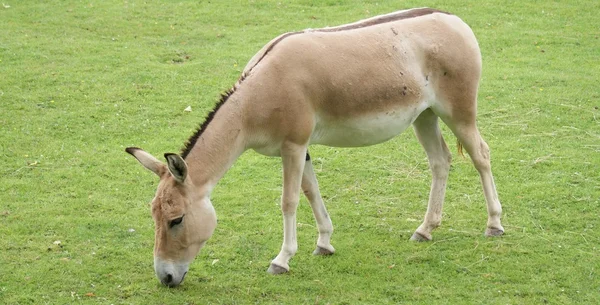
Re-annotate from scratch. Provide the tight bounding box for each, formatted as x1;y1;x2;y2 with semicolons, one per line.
164;153;187;183
125;147;166;177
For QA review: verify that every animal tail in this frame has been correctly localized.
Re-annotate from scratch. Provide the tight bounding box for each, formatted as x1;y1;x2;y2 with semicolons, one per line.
457;139;465;157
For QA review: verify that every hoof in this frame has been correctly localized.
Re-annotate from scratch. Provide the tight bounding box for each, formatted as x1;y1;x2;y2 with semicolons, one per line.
410;232;432;242
313;246;335;256
485;227;505;237
267;263;289;275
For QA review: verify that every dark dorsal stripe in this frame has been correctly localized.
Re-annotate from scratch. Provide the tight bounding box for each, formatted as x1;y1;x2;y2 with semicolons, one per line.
248;8;449;74
318;8;450;32
180;8;449;158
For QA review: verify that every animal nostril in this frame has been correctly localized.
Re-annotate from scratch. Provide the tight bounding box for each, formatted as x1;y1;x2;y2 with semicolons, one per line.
166;273;173;283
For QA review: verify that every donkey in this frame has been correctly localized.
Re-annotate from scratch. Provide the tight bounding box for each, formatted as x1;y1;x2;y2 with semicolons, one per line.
126;8;504;287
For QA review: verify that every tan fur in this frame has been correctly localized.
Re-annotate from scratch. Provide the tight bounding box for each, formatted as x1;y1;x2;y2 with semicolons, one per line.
126;8;504;286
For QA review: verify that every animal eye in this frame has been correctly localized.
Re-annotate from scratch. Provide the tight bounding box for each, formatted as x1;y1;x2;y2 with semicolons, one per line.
169;216;184;228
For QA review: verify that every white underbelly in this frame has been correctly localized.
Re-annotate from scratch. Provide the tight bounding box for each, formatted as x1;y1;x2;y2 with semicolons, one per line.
310;104;429;147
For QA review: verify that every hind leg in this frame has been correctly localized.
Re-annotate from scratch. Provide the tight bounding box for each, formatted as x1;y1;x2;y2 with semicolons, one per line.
434;92;504;237
430;32;504;236
410;109;452;241
449;122;504;236
302;152;335;255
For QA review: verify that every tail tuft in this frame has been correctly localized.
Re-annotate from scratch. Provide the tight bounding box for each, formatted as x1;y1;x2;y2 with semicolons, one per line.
457;139;465;157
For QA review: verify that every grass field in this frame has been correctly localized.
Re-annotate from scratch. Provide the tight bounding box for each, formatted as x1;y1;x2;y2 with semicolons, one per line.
1;0;599;304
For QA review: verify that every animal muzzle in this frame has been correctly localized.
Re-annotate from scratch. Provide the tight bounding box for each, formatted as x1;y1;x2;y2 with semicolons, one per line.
154;257;190;287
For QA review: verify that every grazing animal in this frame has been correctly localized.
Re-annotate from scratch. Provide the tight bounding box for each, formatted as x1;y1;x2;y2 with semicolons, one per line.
126;7;504;287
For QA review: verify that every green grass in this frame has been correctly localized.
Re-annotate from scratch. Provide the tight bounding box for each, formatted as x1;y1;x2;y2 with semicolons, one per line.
1;0;599;304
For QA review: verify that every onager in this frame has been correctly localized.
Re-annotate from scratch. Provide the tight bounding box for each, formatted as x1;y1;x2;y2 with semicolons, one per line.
126;8;504;287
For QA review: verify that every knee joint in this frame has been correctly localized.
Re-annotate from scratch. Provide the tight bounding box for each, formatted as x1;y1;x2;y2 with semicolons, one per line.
430;157;451;174
302;187;314;197
281;200;298;215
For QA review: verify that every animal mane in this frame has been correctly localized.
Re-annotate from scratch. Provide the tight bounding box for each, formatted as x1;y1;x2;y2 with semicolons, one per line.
180;73;247;159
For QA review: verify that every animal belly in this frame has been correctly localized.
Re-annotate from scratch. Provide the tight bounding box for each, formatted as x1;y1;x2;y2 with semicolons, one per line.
310;106;426;147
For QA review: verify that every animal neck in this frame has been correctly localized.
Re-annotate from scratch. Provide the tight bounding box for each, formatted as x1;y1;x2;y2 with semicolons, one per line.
183;95;246;195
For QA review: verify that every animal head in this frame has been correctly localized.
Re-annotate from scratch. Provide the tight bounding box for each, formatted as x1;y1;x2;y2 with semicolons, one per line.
125;147;217;287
